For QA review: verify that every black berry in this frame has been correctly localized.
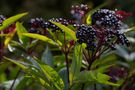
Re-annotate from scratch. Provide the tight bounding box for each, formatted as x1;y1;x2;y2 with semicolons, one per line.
76;24;96;50
92;9;122;29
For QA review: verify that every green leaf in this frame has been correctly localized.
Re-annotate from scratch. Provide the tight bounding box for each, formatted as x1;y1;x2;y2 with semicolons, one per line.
28;66;52;89
91;53;116;69
4;58;25;69
96;65;113;73
86;2;107;25
75;71;95;83
47;29;62;46
22;33;57;46
75;71;119;87
0;13;28;31
96;73;119;86
50;21;77;41
124;26;135;33
15;76;32;90
38;62;64;90
70;44;82;84
4;29;16;47
59;68;68;90
16;22;29;46
4;57;27;70
9;41;26;52
86;15;92;25
41;45;54;67
0;34;8;37
4;57;53;89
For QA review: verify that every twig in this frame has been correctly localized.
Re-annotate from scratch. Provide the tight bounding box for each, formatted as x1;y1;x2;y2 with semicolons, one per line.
10;69;21;90
63;32;70;89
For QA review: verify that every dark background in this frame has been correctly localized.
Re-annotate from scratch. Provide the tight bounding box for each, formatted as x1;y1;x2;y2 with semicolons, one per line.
0;0;134;25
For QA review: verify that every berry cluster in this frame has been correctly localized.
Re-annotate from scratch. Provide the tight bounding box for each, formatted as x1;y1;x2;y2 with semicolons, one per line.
28;18;74;33
29;18;44;28
115;30;130;46
48;18;75;32
49;18;74;26
98;29;129;50
91;9;122;29
76;24;96;50
71;4;90;22
76;9;130;51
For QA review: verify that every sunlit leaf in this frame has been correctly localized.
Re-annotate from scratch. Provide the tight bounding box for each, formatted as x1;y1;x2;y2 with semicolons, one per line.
16;22;29;46
3;57;53;89
86;15;92;25
0;13;28;31
50;21;77;41
47;29;62;46
96;73;119;86
124;26;135;33
22;33;57;46
4;29;16;47
38;62;64;90
4;57;27;70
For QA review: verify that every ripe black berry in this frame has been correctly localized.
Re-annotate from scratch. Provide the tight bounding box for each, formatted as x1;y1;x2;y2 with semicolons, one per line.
28;28;41;34
92;9;122;29
49;18;70;26
29;18;44;28
76;24;96;50
29;18;75;32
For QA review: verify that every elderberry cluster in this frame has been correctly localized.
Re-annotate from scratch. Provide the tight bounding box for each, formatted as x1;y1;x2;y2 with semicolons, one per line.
71;4;89;22
76;8;130;51
28;18;43;34
114;30;130;46
91;9;122;29
48;18;75;32
28;18;74;33
101;29;129;50
76;25;96;50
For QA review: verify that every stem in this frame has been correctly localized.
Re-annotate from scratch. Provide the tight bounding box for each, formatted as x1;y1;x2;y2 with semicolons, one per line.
0;41;4;61
65;53;70;88
81;83;85;90
83;51;89;63
94;83;96;90
63;32;70;89
10;69;21;90
88;51;94;70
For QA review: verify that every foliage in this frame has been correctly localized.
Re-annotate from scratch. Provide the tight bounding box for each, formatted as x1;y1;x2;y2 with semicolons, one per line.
0;3;135;90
